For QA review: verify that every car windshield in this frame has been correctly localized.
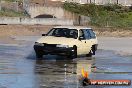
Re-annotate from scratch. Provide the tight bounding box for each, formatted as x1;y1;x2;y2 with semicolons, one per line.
47;28;78;39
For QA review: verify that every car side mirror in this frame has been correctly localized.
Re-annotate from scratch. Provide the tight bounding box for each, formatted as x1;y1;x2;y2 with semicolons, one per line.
42;34;46;36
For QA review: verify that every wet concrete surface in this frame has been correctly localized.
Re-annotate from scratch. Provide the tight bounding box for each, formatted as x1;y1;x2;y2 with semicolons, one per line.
0;36;132;88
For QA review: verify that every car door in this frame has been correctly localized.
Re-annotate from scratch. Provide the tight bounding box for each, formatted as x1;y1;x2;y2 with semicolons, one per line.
77;29;91;55
82;29;93;53
86;29;97;45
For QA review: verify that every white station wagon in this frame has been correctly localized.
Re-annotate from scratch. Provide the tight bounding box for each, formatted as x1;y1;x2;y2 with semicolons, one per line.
34;26;98;59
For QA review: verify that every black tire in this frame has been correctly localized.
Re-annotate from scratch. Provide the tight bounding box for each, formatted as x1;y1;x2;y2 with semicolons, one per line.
92;45;96;55
86;45;96;57
68;46;77;59
35;51;43;58
86;50;92;57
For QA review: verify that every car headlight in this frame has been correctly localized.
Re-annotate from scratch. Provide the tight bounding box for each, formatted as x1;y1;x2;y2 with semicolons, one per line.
56;44;69;48
35;42;44;46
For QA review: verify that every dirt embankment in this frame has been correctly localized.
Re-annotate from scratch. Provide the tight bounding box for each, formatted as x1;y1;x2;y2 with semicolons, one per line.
0;25;53;37
94;27;132;37
0;25;132;43
1;25;132;37
0;25;53;44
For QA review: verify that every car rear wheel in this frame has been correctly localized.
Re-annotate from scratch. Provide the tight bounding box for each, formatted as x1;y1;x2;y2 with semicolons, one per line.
92;45;96;55
86;46;94;57
86;50;92;57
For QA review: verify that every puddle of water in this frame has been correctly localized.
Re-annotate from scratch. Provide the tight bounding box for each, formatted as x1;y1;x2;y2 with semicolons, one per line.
0;36;132;88
0;43;39;88
35;58;94;88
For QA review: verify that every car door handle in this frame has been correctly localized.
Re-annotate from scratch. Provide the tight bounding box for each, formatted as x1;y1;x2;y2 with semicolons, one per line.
85;41;86;43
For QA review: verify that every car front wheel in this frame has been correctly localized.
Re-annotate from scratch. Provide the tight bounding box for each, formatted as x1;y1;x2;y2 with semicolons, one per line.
35;51;43;58
68;46;77;59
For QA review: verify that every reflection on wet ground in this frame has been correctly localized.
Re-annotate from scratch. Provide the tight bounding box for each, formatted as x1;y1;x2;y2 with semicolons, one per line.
0;36;132;88
35;58;94;88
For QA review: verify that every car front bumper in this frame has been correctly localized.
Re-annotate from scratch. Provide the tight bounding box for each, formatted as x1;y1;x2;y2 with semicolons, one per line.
34;45;74;56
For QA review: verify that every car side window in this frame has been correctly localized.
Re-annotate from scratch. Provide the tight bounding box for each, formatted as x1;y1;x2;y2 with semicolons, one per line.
79;30;85;39
79;29;91;40
83;29;91;39
87;29;96;39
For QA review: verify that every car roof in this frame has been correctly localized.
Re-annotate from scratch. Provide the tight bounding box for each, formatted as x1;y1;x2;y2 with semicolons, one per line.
53;26;92;30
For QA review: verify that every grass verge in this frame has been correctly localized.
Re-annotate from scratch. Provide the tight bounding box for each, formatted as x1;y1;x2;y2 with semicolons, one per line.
0;8;26;17
63;2;132;28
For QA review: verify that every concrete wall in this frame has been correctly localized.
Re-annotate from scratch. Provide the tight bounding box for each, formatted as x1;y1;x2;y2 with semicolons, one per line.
27;5;64;18
62;0;132;6
0;17;73;25
26;5;91;25
66;0;81;3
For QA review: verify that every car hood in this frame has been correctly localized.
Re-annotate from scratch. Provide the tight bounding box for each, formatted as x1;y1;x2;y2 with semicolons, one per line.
36;36;76;45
